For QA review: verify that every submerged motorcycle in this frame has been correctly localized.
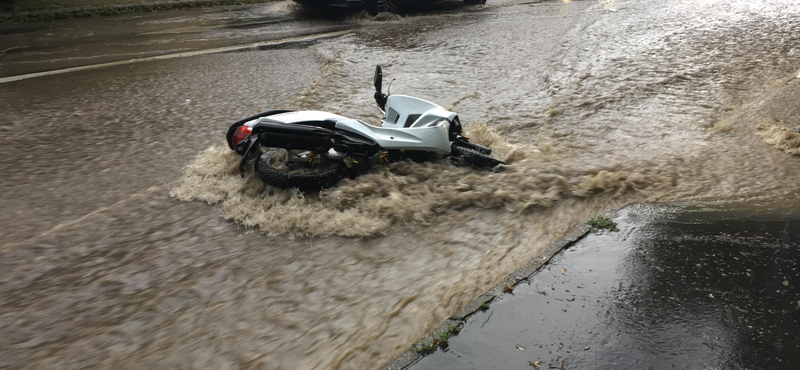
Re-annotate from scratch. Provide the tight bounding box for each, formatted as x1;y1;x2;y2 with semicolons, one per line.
226;65;504;190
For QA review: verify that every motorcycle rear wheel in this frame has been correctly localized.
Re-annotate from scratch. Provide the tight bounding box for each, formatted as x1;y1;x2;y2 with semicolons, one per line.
254;149;347;191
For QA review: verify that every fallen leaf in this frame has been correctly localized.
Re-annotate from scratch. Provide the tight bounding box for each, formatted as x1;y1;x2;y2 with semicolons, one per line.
783;280;789;286
529;361;541;368
551;286;555;290
562;361;568;370
584;347;590;350
746;272;751;277
516;345;525;351
561;268;566;275
558;343;563;350
709;293;715;299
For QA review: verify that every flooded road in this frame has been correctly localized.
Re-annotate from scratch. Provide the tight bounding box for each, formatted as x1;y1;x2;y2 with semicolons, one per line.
0;1;349;78
410;204;800;370
2;0;800;369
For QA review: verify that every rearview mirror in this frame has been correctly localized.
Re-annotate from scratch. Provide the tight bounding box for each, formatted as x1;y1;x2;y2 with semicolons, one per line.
374;65;383;94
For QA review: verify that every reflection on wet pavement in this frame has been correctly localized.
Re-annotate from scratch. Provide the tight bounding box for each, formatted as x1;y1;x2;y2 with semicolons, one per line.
411;204;800;370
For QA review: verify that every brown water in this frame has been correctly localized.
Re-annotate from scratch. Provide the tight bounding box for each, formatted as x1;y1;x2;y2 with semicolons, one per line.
3;0;800;369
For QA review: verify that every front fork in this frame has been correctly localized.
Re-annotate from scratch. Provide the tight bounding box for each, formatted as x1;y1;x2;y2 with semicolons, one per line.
237;136;261;177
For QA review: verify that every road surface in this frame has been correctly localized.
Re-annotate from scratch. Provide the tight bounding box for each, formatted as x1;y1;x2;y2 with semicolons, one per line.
2;0;800;369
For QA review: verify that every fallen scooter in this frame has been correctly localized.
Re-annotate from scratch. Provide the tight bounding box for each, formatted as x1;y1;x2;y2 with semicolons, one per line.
226;65;504;190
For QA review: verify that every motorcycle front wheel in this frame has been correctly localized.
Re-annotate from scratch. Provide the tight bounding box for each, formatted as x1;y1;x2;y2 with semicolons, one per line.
254;149;347;191
450;143;505;170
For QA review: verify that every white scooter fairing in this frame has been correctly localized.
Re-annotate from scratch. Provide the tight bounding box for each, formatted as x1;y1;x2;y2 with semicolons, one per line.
245;96;457;154
334;95;456;154
334;118;451;153
380;95;457;129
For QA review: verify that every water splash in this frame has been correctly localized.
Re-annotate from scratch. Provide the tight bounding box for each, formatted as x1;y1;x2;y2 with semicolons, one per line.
172;124;672;237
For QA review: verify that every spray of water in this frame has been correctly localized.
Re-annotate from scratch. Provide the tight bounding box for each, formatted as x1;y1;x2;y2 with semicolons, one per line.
171;122;675;237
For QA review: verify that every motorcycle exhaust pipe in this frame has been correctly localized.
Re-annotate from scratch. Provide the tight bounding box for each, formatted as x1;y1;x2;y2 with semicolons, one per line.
253;121;337;152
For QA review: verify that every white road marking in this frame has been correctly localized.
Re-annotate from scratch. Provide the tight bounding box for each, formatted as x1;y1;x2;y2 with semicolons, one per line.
0;29;350;84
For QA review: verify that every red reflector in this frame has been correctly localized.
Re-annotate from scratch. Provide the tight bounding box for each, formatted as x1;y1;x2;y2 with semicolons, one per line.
232;125;252;147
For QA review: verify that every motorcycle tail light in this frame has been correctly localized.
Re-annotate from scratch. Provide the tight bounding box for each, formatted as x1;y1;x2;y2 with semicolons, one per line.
232;125;252;148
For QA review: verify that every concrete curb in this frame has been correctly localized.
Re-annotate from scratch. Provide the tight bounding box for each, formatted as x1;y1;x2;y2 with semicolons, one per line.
1;0;276;23
380;224;592;370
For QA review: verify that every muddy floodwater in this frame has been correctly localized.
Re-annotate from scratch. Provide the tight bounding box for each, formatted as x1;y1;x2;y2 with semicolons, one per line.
2;0;800;369
410;204;800;370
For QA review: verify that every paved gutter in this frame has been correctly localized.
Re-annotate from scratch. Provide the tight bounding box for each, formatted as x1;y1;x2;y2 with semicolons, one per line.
380;222;593;370
397;204;800;370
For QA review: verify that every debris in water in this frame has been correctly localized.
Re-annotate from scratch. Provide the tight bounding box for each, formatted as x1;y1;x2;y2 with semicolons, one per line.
734;306;748;313
756;117;800;156
561;268;566;275
504;284;515;293
371;12;402;22
516;345;525;351
709;293;715;298
529;361;541;368
558;343;563;350
584;347;590;350
351;10;402;22
783;280;789;286
562;361;568;369
551;286;555;290
586;216;618;232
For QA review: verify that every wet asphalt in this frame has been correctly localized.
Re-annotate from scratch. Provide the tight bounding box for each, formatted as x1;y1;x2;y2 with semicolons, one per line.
0;1;350;77
410;204;800;370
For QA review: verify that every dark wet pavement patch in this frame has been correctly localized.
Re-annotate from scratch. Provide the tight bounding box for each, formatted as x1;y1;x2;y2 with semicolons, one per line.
407;204;800;369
